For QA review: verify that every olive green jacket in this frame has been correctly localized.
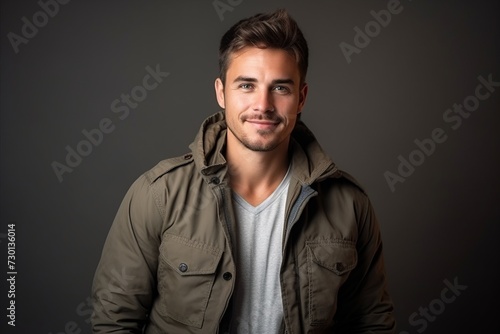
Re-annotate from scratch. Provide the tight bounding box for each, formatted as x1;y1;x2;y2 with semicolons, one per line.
91;111;395;333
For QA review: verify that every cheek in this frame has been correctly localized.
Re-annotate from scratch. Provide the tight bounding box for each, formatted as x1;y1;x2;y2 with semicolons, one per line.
278;97;300;115
227;93;252;109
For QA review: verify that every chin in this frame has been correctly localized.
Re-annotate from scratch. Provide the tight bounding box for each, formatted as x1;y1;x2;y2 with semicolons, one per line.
242;138;282;152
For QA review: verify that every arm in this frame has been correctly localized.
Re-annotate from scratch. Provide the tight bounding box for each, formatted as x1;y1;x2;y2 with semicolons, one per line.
91;175;164;333
333;194;396;333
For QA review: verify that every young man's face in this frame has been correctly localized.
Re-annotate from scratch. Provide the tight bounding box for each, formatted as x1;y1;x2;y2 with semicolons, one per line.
215;47;308;153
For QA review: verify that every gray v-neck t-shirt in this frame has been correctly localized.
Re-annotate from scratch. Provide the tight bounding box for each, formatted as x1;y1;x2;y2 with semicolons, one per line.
229;167;291;333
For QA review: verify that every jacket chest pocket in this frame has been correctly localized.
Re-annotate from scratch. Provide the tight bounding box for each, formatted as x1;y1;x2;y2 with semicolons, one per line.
157;234;222;328
305;240;357;327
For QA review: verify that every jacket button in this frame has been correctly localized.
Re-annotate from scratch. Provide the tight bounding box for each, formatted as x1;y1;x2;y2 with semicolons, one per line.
184;154;192;160
223;272;232;280
211;177;220;185
335;262;345;272
179;263;188;272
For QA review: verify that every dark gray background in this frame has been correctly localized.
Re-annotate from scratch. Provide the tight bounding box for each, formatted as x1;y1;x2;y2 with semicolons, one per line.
1;0;499;333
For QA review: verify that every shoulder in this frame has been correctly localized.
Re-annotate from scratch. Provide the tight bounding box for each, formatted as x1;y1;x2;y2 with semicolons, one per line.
143;152;195;185
315;170;379;234
122;152;195;220
333;169;367;195
314;168;373;213
320;169;368;197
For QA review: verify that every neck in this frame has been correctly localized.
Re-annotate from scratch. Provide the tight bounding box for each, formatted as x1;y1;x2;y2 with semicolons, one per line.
226;134;290;206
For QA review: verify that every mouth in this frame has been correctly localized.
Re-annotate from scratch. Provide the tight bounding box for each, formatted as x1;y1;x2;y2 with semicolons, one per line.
243;112;281;123
245;119;280;130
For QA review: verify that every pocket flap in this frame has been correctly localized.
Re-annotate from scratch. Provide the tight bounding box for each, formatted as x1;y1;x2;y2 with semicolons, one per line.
307;240;357;275
160;234;222;276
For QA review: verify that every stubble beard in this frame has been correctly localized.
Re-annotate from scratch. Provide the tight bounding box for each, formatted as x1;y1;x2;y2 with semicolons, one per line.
228;125;280;152
226;111;290;152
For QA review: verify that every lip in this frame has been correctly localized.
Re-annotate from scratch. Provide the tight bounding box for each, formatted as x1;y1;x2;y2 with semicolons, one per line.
245;119;279;129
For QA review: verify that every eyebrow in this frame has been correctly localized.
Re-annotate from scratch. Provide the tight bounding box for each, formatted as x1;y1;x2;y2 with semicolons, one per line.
233;76;296;85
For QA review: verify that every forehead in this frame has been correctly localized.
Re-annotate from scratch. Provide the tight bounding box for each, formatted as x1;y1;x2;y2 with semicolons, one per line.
226;47;300;79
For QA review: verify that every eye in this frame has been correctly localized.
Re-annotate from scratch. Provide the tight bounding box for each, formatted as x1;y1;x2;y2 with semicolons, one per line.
239;83;254;90
273;86;291;94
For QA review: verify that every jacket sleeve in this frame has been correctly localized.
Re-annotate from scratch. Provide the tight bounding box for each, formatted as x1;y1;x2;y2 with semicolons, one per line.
333;193;396;333
91;174;164;333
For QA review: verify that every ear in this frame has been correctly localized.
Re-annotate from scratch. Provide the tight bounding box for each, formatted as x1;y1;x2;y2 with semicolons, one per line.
215;78;225;109
297;82;308;114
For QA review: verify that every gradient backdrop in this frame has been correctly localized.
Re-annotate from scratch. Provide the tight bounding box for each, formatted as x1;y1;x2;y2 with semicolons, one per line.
1;0;499;333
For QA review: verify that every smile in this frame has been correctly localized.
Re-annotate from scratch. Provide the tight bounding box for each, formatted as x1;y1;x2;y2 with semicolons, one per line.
245;119;279;129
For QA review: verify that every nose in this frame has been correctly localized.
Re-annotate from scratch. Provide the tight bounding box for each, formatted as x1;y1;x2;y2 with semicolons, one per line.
252;90;275;112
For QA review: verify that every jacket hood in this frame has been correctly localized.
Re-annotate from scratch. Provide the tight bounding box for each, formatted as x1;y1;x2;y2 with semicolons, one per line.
189;111;338;185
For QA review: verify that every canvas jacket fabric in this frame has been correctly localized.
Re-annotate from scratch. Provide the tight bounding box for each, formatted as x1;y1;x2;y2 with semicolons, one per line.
91;111;395;333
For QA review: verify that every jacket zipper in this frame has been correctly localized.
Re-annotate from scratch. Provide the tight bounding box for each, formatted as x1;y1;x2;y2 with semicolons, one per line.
281;184;317;334
283;185;317;252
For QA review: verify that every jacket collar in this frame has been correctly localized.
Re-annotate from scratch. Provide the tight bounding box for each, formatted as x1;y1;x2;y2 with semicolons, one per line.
189;111;338;185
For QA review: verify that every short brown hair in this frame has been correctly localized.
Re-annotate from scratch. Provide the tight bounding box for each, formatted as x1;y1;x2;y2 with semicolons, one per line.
218;9;309;85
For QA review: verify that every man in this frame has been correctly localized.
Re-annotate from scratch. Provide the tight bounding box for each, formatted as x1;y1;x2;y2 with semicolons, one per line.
92;9;395;333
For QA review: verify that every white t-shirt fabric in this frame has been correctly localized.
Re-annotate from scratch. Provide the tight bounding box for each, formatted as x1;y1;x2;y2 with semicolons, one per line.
229;166;291;333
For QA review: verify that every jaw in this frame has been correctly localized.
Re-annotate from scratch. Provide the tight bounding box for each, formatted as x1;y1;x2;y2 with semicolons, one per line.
227;124;289;153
